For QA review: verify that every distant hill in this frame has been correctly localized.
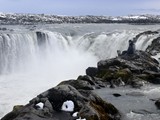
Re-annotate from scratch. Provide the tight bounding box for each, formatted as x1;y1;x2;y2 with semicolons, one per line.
0;13;160;25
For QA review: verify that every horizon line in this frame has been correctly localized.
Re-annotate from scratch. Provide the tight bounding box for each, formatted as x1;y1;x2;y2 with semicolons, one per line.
0;12;160;17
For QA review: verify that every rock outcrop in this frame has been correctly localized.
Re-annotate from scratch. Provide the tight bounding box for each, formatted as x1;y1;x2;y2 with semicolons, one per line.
146;36;160;56
155;99;160;109
2;85;120;120
86;50;160;88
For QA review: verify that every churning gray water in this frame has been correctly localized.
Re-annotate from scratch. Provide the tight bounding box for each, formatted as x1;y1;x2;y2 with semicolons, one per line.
0;24;160;119
94;85;160;120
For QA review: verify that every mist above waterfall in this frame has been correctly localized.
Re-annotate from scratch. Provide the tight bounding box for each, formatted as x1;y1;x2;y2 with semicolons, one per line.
1;24;160;118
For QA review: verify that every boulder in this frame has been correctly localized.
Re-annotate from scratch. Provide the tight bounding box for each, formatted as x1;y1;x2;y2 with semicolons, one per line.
77;75;96;85
114;68;132;82
86;67;98;77
95;50;160;86
58;79;94;90
155;99;160;109
112;93;122;97
129;77;147;88
1;105;24;120
77;75;107;89
2;85;121;120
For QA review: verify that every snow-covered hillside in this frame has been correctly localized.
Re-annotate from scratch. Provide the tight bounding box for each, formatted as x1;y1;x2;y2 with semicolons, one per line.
0;13;160;25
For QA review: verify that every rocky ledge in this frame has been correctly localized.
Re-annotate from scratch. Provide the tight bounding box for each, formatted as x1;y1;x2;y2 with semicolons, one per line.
87;50;160;88
2;85;120;120
2;50;160;120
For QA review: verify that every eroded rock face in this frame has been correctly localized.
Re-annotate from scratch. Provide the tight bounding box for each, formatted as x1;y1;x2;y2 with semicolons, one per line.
2;85;120;120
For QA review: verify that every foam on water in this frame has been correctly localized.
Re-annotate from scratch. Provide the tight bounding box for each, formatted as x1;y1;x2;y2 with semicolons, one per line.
126;112;160;120
94;85;160;120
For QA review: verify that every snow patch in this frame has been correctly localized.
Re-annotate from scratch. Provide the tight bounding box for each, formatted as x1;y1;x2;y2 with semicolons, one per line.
122;15;147;19
76;117;86;120
36;102;44;109
72;112;78;117
61;100;74;112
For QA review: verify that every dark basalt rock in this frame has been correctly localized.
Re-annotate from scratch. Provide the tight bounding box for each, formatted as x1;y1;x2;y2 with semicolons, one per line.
146;37;160;56
155;99;160;109
95;50;160;87
58;79;94;90
1;105;24;120
86;67;98;77
129;77;146;88
2;85;121;120
133;31;159;43
113;93;122;97
77;75;96;85
77;75;107;89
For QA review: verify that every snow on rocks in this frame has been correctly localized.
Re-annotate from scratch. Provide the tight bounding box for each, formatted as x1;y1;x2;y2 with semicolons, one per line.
35;102;44;109
76;117;86;120
0;13;160;25
61;100;74;112
72;112;78;117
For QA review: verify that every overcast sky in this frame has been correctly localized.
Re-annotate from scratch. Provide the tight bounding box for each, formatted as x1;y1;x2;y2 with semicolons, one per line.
0;0;160;16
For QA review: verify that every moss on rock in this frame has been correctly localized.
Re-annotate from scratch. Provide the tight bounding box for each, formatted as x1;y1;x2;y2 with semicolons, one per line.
96;69;114;81
115;69;132;82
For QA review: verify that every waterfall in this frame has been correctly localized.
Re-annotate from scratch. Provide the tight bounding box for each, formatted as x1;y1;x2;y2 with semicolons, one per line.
0;29;159;73
77;30;160;59
0;31;75;74
0;24;160;119
0;32;38;73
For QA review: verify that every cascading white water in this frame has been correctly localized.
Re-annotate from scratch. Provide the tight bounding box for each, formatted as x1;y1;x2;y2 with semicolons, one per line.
77;31;136;59
1;24;160;119
0;29;98;118
77;30;160;59
0;33;38;74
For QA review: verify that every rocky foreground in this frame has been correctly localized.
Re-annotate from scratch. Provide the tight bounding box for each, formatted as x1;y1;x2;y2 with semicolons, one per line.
2;49;160;120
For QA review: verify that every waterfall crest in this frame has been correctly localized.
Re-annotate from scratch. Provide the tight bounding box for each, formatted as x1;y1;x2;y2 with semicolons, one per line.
0;29;160;73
